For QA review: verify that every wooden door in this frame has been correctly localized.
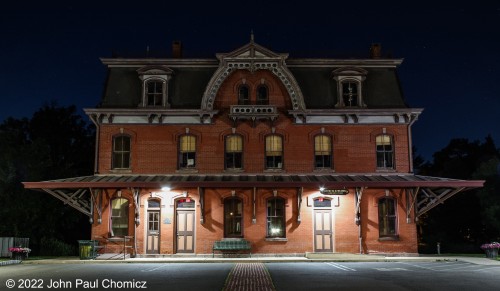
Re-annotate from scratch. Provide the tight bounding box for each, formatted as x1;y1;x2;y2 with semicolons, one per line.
176;210;195;253
146;210;160;254
314;209;333;252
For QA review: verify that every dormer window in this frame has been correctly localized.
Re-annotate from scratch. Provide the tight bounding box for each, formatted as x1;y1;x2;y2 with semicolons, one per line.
146;80;164;106
332;67;367;108
238;85;250;105
342;81;359;107
137;66;173;108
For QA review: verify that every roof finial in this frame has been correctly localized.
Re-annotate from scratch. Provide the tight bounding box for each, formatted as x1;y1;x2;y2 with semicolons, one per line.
250;30;254;43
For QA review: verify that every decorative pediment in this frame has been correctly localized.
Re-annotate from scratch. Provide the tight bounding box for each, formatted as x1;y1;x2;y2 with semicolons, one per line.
201;37;306;115
218;38;286;61
137;66;174;76
332;67;368;77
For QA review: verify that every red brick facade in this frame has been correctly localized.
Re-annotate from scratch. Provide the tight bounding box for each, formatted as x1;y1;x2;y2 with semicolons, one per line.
22;40;483;257
90;57;418;255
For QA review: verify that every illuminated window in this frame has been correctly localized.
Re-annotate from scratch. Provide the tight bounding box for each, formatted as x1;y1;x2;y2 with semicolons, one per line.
265;135;283;169
179;135;196;169
110;198;129;237
225;135;243;170
257;85;269;105
378;197;397;237
238;85;250;105
146;80;164;106
376;134;394;169
314;135;332;169
224;197;243;237
112;135;131;169
342;81;359;107
267;197;285;238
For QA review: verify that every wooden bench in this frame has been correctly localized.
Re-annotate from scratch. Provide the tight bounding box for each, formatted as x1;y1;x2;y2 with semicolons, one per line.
213;239;251;258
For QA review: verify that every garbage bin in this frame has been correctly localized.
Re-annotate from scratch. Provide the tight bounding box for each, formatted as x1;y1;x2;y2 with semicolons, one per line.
78;240;97;260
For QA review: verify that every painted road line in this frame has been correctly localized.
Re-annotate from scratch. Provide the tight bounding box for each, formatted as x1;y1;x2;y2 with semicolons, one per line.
374;268;408;271
141;264;168;272
325;262;356;271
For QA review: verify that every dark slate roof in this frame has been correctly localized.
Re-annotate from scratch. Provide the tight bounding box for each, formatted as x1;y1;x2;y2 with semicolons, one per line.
100;67;217;109
288;68;337;108
289;67;407;109
363;68;407;108
23;174;484;189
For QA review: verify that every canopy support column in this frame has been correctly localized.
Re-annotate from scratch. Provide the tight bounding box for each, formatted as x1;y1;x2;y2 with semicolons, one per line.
355;187;364;254
199;187;205;224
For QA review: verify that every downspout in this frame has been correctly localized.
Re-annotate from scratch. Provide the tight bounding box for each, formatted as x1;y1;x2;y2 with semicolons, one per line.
407;114;418;173
88;114;100;174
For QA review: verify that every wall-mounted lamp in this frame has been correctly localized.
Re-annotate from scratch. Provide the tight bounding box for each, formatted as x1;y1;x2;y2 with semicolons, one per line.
161;186;171;192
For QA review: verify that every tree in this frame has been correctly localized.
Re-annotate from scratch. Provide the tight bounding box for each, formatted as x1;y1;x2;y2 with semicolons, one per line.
416;135;500;253
0;104;94;255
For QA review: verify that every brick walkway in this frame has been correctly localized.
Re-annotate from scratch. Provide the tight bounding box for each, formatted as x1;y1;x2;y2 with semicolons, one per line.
223;263;275;291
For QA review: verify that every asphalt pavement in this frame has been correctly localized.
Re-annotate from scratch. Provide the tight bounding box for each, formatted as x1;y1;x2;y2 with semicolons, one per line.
6;253;500;266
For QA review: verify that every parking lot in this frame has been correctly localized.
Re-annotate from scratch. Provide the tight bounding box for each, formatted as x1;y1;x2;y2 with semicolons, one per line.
1;260;499;290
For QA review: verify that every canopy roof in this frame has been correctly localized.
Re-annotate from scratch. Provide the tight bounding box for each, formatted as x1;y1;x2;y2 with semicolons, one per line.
22;173;483;222
23;173;483;189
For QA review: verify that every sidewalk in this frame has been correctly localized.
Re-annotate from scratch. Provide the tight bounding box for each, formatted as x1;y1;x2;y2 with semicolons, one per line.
12;253;500;266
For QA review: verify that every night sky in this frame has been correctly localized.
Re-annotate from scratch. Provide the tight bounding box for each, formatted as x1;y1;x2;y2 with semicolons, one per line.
1;1;499;160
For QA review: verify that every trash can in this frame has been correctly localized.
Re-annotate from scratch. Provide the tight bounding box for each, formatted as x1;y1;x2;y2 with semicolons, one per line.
78;240;97;260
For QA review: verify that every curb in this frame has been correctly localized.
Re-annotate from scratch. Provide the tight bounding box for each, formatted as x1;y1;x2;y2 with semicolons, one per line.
0;260;22;266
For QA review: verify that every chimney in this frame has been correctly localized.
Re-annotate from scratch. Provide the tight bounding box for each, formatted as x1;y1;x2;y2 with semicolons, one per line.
370;43;381;59
172;41;183;58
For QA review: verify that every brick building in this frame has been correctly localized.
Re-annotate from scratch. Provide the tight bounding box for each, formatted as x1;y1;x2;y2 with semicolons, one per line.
24;38;483;257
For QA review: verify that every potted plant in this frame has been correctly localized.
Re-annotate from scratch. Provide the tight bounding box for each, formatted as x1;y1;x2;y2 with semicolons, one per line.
480;242;500;259
8;247;31;261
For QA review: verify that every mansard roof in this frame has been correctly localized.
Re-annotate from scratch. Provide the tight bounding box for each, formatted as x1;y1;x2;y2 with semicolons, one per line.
98;41;408;110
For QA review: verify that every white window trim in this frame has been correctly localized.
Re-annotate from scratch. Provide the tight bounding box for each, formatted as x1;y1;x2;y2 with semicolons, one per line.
137;66;173;108
332;67;367;108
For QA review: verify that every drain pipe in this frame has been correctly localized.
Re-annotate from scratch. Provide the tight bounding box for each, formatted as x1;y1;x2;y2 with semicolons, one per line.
407;113;419;173
88;113;100;174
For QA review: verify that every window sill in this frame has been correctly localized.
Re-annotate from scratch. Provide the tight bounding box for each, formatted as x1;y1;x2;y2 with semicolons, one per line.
313;168;335;173
263;169;285;173
378;236;399;242
265;238;287;242
375;169;396;173
176;168;198;174
224;169;245;173
109;169;132;174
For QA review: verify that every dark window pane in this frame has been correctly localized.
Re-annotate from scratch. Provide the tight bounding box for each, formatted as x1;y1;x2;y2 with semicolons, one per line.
224;197;243;237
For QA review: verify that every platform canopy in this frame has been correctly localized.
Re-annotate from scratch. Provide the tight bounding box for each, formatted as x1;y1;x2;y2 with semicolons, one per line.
23;173;484;222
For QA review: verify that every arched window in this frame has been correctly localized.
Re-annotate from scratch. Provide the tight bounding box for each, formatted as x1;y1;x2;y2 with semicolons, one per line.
110;197;129;237
225;135;243;170
146;80;164;106
376;134;394;169
314;135;332;169
112;135;131;169
179;135;196;169
342;81;359;107
224;197;243;237
378;197;397;237
238;85;250;105
265;135;283;169
267;197;285;238
257;85;269;105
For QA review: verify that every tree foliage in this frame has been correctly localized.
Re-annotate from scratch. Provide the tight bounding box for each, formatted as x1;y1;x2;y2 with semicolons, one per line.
0;104;94;255
416;135;500;253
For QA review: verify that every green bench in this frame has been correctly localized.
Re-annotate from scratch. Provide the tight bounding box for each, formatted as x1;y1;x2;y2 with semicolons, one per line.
213;239;251;258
